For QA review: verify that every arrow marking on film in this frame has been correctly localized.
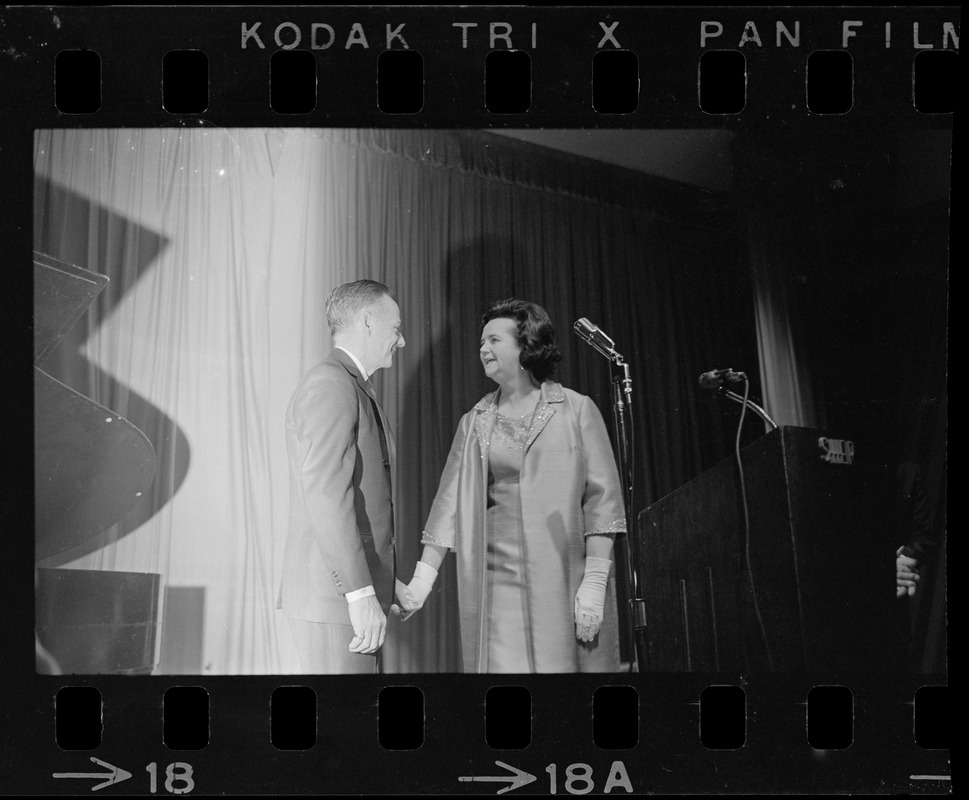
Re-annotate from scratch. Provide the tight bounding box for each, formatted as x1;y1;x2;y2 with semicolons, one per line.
53;757;133;791
459;761;537;794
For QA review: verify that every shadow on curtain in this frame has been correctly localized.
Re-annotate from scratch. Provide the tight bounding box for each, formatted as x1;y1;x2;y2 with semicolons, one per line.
33;177;191;568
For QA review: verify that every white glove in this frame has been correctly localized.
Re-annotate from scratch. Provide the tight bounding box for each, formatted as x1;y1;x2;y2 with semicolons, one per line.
574;557;612;642
394;561;438;621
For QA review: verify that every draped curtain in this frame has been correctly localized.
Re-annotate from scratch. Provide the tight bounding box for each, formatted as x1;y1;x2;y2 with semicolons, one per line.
34;128;749;674
749;218;825;430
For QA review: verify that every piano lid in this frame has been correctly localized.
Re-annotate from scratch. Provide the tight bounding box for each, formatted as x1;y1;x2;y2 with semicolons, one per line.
33;251;109;367
33;252;156;561
34;369;157;561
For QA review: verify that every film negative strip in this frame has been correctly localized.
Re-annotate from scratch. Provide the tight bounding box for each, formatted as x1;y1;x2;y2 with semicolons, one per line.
1;4;954;795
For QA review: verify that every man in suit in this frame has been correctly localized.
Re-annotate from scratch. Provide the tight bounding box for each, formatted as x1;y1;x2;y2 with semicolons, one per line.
278;279;405;673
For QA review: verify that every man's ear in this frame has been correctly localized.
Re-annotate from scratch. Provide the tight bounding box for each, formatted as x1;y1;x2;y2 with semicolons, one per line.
361;310;373;332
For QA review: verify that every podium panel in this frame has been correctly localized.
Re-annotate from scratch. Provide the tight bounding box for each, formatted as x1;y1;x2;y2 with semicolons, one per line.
638;426;898;672
36;568;161;674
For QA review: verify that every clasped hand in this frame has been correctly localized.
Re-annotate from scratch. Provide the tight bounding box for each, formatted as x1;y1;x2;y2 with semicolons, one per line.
391;562;438;621
392;580;420;621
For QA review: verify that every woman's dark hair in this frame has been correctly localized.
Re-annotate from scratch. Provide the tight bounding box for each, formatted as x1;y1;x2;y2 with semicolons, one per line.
482;299;562;382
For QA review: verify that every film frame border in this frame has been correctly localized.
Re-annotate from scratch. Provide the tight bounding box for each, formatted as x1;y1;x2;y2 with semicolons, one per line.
0;3;954;796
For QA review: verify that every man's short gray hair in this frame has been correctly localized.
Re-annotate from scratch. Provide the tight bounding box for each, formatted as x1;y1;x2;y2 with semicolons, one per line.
325;279;393;336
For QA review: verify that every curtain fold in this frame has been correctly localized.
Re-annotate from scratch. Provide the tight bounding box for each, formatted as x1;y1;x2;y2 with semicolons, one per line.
749;216;824;430
34;128;748;674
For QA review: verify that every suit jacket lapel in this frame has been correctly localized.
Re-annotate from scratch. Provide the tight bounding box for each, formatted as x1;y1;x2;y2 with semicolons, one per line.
364;378;397;473
329;348;397;476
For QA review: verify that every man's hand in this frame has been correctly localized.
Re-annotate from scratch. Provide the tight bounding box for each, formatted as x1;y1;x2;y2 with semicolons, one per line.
347;594;387;654
896;546;920;598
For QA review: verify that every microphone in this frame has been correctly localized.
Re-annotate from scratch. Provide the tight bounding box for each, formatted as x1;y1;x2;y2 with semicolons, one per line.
573;317;618;360
698;368;747;390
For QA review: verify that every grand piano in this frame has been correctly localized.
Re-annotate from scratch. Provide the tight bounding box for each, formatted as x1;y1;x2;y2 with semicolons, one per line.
34;252;161;675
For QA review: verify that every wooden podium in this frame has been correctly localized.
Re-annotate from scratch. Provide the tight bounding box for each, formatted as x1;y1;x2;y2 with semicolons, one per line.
637;426;900;672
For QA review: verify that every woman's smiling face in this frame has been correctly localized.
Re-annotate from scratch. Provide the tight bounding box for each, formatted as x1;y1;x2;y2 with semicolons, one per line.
479;317;522;384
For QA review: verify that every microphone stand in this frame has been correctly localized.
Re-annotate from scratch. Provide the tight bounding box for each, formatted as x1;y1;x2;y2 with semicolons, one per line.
719;388;778;431
574;319;648;673
609;356;649;674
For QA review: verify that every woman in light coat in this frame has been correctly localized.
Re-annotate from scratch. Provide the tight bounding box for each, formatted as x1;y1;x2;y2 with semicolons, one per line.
399;299;626;672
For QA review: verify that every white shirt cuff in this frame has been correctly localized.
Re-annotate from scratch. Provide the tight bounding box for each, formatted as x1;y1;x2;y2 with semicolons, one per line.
345;585;376;604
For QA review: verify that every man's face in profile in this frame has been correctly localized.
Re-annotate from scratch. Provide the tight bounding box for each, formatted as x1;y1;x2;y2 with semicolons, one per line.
369;295;405;372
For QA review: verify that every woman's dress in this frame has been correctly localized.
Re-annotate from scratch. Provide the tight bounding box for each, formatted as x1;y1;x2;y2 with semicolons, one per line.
485;411;534;672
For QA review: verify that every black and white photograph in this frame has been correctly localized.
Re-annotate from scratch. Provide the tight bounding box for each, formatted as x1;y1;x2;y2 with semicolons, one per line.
3;4;953;795
31;125;948;679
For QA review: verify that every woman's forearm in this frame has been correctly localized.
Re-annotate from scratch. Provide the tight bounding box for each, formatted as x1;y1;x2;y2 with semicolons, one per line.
585;533;615;560
419;543;448;572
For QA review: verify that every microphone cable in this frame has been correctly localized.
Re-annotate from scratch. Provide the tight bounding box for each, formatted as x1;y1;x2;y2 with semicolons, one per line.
733;377;774;672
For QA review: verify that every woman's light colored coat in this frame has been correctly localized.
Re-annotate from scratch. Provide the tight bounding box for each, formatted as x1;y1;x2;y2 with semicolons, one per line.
423;382;626;672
